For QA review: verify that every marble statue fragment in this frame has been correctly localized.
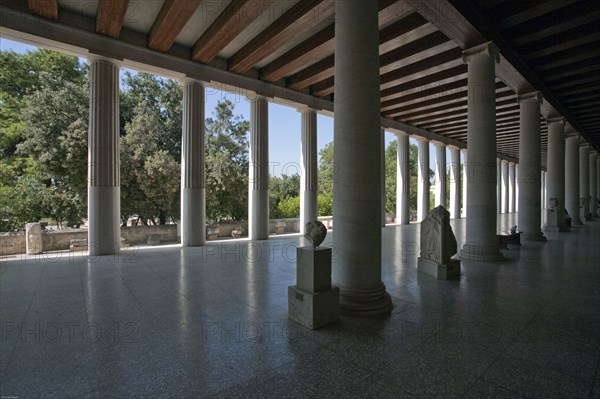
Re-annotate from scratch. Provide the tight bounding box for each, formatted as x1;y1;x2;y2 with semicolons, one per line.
304;221;327;247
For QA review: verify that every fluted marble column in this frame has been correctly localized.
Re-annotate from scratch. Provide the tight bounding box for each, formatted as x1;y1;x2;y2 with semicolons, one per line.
592;152;598;218
249;96;269;240
417;138;430;221
460;42;502;261
434;142;446;208
508;162;516;213
541;171;546;212
381;128;386;227
181;79;206;247
332;0;392;316
518;92;545;241
396;132;410;224
580;145;591;221
497;158;502;214
544;117;567;231
501;160;509;213
515;163;520;212
565;135;582;225
88;56;120;256
449;146;461;219
462;149;468;217
300;108;318;233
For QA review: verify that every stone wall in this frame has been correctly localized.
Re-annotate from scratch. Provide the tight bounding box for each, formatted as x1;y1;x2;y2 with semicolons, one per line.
1;217;335;255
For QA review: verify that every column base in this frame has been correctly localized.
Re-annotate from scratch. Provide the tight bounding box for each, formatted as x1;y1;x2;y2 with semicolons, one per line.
459;244;503;262
521;231;547;242
571;218;583;226
338;282;393;317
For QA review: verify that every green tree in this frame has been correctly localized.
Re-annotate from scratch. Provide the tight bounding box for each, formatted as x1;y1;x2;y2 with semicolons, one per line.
205;100;250;222
277;196;300;218
317;141;334;196
120;104;180;225
269;173;300;218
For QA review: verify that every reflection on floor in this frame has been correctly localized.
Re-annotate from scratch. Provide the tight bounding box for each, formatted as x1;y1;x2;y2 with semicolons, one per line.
1;214;599;398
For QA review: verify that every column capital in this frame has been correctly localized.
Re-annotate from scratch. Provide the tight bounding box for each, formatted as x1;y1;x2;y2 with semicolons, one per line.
509;161;515;167
432;140;446;148
448;144;461;151
565;131;580;139
518;91;543;105
501;159;509;165
87;52;123;67
180;77;206;86
392;130;409;138
415;136;429;143
245;93;269;102
546;116;566;127
296;105;318;114
462;42;499;64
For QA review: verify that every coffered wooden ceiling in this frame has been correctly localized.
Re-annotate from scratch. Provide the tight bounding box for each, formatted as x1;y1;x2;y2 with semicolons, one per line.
5;0;599;161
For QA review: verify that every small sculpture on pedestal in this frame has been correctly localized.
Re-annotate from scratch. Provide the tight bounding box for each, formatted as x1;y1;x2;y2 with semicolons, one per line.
417;206;460;280
288;221;339;329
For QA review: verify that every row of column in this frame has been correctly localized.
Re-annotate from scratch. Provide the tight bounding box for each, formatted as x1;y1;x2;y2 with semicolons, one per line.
393;136;466;224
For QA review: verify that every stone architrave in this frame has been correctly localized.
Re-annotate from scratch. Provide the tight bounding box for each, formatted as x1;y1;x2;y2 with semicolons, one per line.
418;206;460;280
289;221;339;329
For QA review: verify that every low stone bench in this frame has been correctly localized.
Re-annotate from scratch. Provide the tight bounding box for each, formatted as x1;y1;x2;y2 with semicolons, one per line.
496;232;522;249
70;239;88;252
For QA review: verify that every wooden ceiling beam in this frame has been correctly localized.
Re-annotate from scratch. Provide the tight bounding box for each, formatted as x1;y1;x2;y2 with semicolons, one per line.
96;0;129;38
228;0;335;73
27;0;57;21
497;0;579;30
149;0;202;52
191;0;274;63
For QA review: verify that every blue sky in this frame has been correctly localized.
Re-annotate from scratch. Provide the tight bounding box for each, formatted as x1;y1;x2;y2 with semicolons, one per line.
1;37;436;176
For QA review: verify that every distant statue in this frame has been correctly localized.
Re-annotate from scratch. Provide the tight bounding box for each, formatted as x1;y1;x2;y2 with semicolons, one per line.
510;225;517;235
304;221;327;247
420;206;457;264
548;197;558;210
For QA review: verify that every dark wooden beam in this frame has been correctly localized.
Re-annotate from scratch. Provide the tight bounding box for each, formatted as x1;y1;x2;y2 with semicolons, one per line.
191;0;274;63
497;0;579;30
381;79;467;111
513;9;600;46
259;23;334;82
96;0;129;38
287;55;334;91
228;0;335;73
149;0;202;52
27;0;57;21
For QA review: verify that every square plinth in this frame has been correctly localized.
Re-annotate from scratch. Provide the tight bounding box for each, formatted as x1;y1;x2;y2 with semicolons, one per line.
418;257;461;280
296;246;332;293
288;285;339;329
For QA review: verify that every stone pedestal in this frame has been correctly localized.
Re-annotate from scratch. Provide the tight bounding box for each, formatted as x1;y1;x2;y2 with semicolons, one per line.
289;246;339;329
25;222;42;255
418;258;460;280
543;208;561;232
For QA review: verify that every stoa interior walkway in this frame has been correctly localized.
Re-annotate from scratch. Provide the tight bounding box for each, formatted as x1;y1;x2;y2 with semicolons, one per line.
1;214;599;398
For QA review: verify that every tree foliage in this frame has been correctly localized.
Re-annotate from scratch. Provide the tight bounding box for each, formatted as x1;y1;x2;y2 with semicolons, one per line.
269;173;300;218
205;100;249;222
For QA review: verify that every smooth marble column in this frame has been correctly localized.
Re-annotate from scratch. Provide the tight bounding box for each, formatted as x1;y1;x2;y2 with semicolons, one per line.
580;145;591;221
462;149;468;217
332;0;392;316
300;108;318;233
181;79;206;247
565;135;582;225
518;92;545;241
434;142;446;208
508;162;516;213
459;42;502;261
544;117;567;231
249;96;269;240
449;146;461;219
541;171;546;212
396;132;410;224
417;138;430;221
501;160;509;213
88;56;120;256
592;152;598;218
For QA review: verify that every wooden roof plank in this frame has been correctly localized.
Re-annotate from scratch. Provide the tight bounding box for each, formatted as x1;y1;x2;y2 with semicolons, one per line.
96;0;129;38
27;0;57;21
149;0;202;52
191;0;275;63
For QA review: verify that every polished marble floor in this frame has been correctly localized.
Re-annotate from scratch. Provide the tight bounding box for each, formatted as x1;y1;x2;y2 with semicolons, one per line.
1;214;599;398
